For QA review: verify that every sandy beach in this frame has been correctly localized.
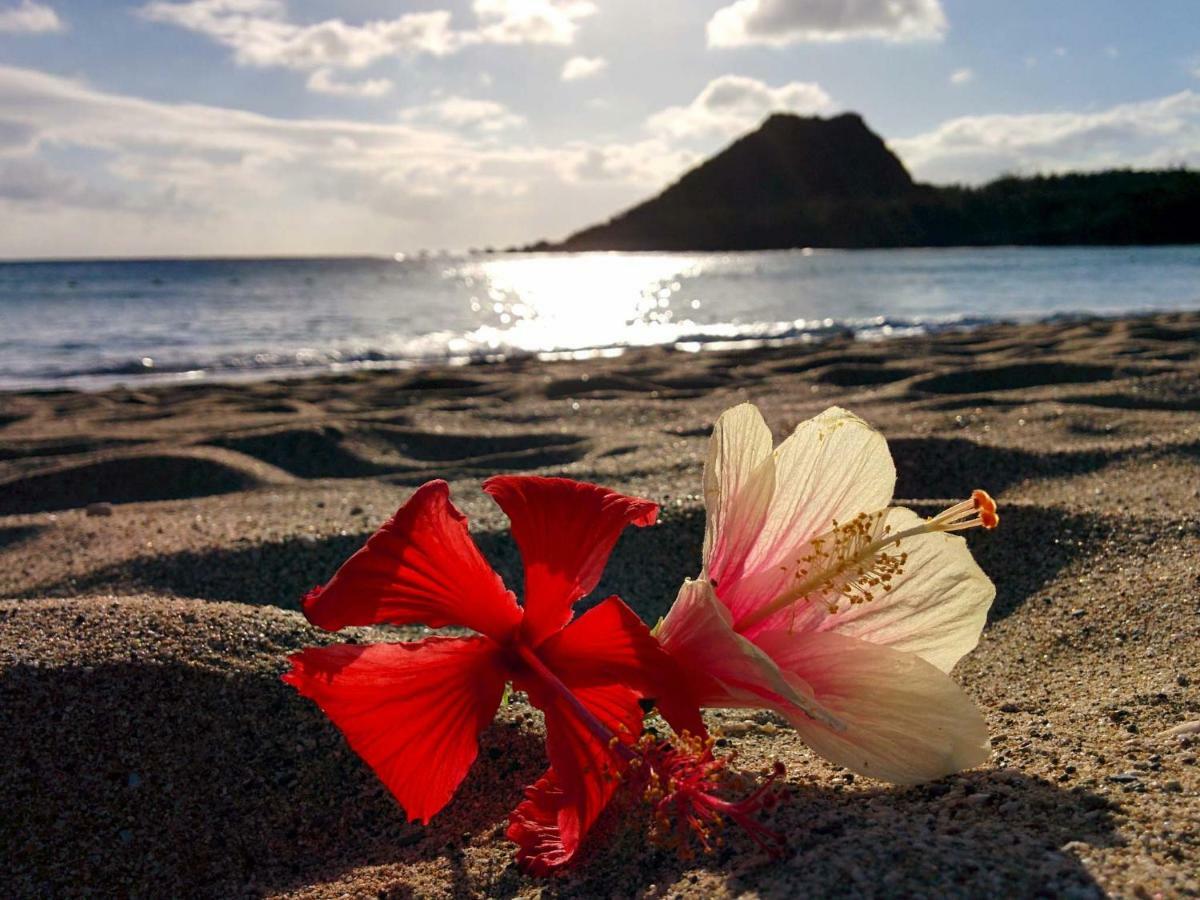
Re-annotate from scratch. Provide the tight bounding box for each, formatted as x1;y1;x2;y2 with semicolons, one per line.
2;311;1198;898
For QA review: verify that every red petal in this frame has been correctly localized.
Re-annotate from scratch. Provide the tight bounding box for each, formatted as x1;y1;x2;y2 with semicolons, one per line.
282;636;507;824
515;678;642;868
302;480;521;640
538;595;707;741
483;476;657;646
508;597;708;871
507;768;578;876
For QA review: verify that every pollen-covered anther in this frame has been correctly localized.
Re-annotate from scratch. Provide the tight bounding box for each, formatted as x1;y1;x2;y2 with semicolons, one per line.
789;510;905;611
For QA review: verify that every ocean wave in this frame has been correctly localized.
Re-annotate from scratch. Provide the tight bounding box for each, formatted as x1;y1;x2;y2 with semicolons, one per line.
0;314;1007;390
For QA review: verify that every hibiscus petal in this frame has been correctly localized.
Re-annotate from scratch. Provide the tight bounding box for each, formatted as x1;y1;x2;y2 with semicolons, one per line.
507;595;707;872
538;594;706;739
701;403;776;590
753;629;991;784
723;407;896;624
282;636;508;823
752;506;993;673
515;675;644;868
483;475;657;646
302;480;521;640
507;768;579;876
656;579;842;729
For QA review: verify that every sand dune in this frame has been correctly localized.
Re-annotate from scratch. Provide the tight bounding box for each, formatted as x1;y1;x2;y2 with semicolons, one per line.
2;312;1198;897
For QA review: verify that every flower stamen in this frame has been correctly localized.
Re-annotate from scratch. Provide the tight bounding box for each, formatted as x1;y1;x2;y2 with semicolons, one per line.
636;732;788;860
513;646;787;861
920;489;1000;533
736;490;999;630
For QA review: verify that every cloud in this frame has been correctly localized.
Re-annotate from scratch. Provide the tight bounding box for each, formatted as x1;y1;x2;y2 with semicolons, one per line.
562;139;697;185
0;64;516;193
0;117;36;150
891;91;1200;184
471;0;596;45
0;156;116;208
950;67;973;85
139;1;458;67
0;154;197;218
0;0;63;33
646;74;834;141
306;68;392;98
139;0;596;79
0;63;525;241
0;64;669;255
400;96;525;132
561;55;607;81
707;0;946;47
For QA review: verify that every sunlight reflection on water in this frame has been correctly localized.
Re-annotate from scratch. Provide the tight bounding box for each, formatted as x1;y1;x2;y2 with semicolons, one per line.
448;254;715;355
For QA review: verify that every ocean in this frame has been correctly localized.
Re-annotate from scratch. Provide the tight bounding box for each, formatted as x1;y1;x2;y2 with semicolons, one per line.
2;246;1199;390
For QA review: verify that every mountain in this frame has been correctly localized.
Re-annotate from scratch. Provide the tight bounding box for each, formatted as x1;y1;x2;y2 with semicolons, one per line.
539;113;1200;251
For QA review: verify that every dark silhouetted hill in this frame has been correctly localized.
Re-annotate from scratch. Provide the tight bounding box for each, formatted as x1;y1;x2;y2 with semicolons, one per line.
540;113;1200;251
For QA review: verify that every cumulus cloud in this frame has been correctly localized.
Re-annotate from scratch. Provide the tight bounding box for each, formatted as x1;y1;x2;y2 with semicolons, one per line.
139;1;457;66
471;0;596;45
646;74;834;141
950;67;973;85
561;55;607;81
891;91;1200;184
400;96;525;132
707;0;946;47
139;0;596;80
0;0;63;33
306;69;392;98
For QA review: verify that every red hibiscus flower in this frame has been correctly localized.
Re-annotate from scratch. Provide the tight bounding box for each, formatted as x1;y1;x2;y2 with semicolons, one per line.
282;475;704;873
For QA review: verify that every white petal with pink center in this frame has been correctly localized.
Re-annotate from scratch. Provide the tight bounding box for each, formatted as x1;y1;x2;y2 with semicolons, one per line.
662;402;999;785
702;406;897;625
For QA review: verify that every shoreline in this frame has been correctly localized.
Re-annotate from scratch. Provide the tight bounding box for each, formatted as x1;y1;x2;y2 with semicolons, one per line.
4;304;1196;395
6;242;1200;266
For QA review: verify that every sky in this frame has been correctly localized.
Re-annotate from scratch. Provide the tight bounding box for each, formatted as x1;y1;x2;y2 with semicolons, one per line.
0;0;1198;258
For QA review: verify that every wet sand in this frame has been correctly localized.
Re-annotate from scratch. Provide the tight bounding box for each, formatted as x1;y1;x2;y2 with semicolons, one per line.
2;312;1198;897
